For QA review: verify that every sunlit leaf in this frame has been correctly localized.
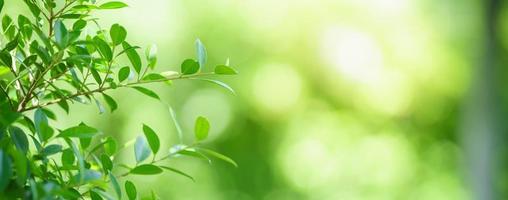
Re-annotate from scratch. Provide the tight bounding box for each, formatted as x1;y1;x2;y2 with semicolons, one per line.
118;66;130;82
102;93;118;112
214;65;238;75
122;42;142;74
146;44;157;69
181;59;199;75
143;124;160;155
130;164;162;175
194;116;210;141
58;123;99;138
99;1;128;9
110;24;126;46
125;180;137;200
199;148;238;167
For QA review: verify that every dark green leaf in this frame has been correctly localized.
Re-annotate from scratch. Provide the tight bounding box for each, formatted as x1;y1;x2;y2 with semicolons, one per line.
125;180;137;200
122;42;141;74
131;86;159;100
0;0;3;14
118;66;130;82
194;116;210;141
195;39;207;68
199;148;238;167
100;154;113;172
58;123;99;138
34;108;53;142
73;19;87;30
42;144;62;156
160;166;195;182
214;65;238;75
130;164;162;175
110;24;126;46
134;135;150;163
99;1;128;9
180;59;199;75
0;150;12;192
9;126;29;153
142;124;160;155
102;93;118;112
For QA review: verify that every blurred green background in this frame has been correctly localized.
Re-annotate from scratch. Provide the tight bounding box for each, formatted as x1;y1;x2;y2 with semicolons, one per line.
8;0;508;199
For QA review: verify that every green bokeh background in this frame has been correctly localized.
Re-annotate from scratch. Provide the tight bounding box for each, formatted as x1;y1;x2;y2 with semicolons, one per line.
7;0;508;199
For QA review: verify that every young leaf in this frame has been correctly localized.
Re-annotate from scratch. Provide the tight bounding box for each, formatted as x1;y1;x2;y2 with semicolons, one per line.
102;93;118;112
125;180;137;200
131;86;160;100
110;24;126;46
99;1;128;9
130;164;162;175
180;59;199;75
122;42;142;74
192;78;236;95
104;137;118;156
142;124;160;155
195;39;207;68
134;135;150;163
214;65;238;75
199;148;238;167
194;116;210;141
160;166;195;182
118;66;130;82
57;123;99;138
146;44;157;69
142;73;165;81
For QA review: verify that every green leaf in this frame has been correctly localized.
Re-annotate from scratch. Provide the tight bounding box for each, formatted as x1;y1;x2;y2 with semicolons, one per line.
195;39;207;68
142;73;165;81
142;124;160;155
110;24;126;46
9;126;29;154
58;123;99;138
199;148;238;167
160;166;195;182
0;150;12;192
61;149;75;166
125;180;137;200
73;19;87;30
11;150;27;185
214;65;238;75
130;164;162;175
118;66;130;82
104;137;117;156
194;116;210;141
131;86;160;100
34;108;53;142
42;144;62;156
54;20;68;48
102;93;118;112
100;154;113;172
146;44;157;69
122;42;141;74
0;0;3;14
192;78;236;95
180;59;199;75
94;36;112;61
99;1;128;9
95;99;105;114
109;172;121;199
134;135;150;163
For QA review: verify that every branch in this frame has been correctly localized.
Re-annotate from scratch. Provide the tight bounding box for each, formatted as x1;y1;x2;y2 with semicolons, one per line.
18;72;215;112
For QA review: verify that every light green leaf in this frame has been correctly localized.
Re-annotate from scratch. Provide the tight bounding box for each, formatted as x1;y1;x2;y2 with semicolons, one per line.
160;166;195;182
118;66;130;82
134;135;150;163
130;164;162;175
110;23;126;46
199;148;238;167
99;1;128;9
146;44;157;69
142;73;165;81
143;124;160;155
195;39;207;68
180;59;199;75
109;172;121;199
194;116;209;141
125;180;137;200
131;86;160;100
57;123;99;138
54;20;68;48
214;65;238;75
192;78;236;95
122;42;141;74
102;93;118;112
104;137;117;156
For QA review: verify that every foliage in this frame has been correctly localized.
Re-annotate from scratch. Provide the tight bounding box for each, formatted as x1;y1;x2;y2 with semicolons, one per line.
0;0;238;199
